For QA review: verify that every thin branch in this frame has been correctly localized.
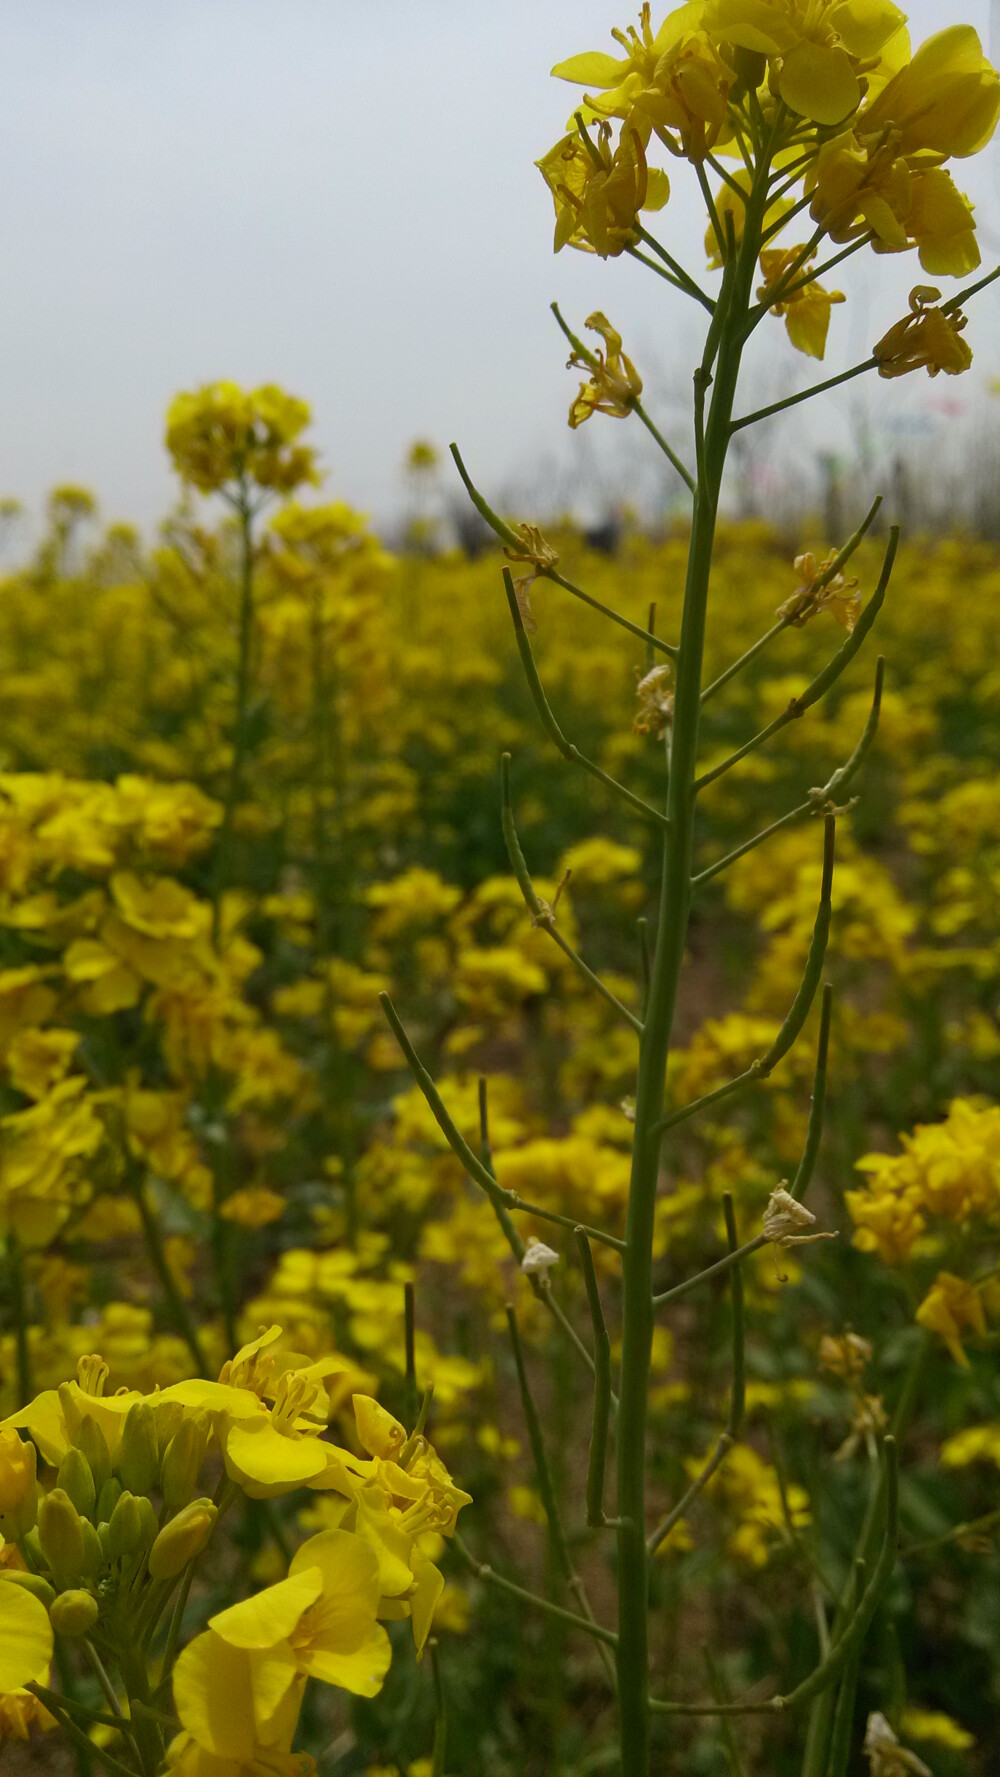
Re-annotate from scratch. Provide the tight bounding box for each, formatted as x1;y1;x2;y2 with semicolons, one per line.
633;225;715;313
379;993;626;1253
657;817;834;1138
501;753;643;1034
506;1307;618;1684
790;982;833;1202
632;401;696;493
653;1235;768;1310
502;569;671;831
450;441;676;656
695;534;896;793
454;1531;618;1647
731;358;877;432
700;495;881;706
647;1194;745;1556
649;1438;898;1715
694;656;884;887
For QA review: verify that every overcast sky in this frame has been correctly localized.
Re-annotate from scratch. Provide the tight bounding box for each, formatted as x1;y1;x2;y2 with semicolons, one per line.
0;0;997;536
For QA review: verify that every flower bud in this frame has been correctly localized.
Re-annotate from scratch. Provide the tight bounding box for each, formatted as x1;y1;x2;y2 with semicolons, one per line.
107;1491;143;1561
57;1447;97;1523
73;1414;112;1501
117;1401;158;1498
97;1521;111;1560
0;1568;56;1606
0;1428;38;1540
80;1518;104;1578
49;1589;100;1638
38;1488;86;1582
137;1496;159;1552
148;1499;217;1581
97;1478;122;1524
159;1414;210;1510
23;1529;44;1569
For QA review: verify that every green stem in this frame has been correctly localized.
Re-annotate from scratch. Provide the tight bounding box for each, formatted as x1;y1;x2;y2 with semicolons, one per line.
614;145;771;1777
576;1231;613;1528
633;401;696;494
731;358;877;431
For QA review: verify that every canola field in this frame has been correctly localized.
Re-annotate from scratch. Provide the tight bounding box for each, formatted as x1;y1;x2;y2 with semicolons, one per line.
1;441;1000;1774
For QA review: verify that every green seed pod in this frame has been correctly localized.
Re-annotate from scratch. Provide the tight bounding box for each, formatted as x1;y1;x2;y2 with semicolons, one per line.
80;1517;104;1578
97;1478;122;1524
73;1414;112;1502
49;1589;100;1638
0;1569;56;1606
159;1413;210;1510
148;1498;218;1581
107;1490;143;1561
57;1447;97;1523
117;1401;158;1498
38;1488;86;1582
137;1495;159;1552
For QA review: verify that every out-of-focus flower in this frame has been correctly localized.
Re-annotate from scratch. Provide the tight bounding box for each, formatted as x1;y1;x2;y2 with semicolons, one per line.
915;1270;986;1365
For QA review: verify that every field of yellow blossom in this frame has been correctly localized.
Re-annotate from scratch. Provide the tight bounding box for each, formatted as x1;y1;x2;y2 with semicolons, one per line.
6;5;1000;1774
0;430;999;1775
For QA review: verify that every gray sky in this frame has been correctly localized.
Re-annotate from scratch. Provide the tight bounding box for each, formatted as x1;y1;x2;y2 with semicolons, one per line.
0;0;997;535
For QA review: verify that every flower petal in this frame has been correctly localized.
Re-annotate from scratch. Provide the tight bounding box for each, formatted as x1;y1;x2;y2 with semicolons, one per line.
0;1585;53;1690
299;1623;392;1698
209;1568;322;1649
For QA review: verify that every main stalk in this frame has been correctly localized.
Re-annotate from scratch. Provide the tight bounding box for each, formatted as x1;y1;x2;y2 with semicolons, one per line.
614;165;771;1776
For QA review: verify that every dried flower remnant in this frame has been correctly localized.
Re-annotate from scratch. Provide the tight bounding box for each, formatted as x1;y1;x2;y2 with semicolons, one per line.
503;524;560;633
863;1712;932;1777
634;664;674;736
777;551;862;633
521;1239;560;1275
762;1186;836;1280
567;313;643;427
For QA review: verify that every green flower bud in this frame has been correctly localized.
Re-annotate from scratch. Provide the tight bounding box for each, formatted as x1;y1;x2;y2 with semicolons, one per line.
38;1488;86;1583
137;1496;159;1552
148;1498;217;1581
23;1528;44;1569
57;1447;97;1523
0;1428;38;1540
97;1478;122;1524
80;1518;104;1578
49;1589;100;1638
159;1414;210;1510
0;1568;56;1606
73;1414;112;1501
97;1521;111;1560
107;1491;143;1561
117;1401;158;1498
